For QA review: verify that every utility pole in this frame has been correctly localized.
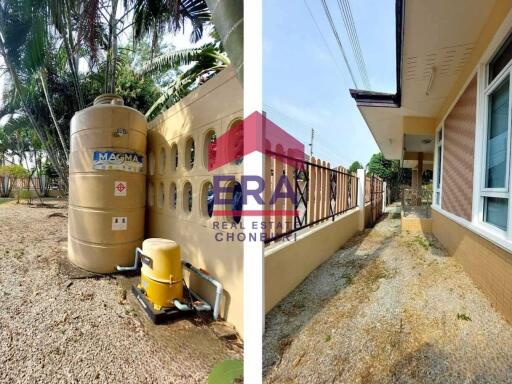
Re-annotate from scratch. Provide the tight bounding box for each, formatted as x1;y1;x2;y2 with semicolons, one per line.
309;128;315;157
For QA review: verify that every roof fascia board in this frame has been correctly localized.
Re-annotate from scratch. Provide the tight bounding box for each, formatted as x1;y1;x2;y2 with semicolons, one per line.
349;0;404;108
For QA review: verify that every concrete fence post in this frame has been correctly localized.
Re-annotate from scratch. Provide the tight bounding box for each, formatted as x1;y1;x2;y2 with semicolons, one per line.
382;181;387;212
357;168;365;231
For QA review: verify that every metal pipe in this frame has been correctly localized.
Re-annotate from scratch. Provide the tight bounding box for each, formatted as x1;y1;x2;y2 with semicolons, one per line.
173;299;192;312
183;262;223;320
188;289;212;312
116;247;142;272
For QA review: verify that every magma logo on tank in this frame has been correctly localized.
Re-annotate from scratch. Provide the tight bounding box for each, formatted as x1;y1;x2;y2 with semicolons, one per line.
92;150;144;173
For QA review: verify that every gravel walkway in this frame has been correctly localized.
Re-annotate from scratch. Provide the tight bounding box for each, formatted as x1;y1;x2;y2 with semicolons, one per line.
264;206;512;383
0;200;241;383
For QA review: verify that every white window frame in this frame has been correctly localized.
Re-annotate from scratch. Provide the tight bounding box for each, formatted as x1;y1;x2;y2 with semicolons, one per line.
475;39;512;238
433;125;444;207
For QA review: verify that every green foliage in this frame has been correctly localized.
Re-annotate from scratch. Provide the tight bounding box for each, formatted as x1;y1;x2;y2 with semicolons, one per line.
0;164;29;179
18;189;32;200
208;359;243;384
457;313;471;321
42;161;59;177
129;0;211;49
413;235;430;250
348;161;363;173
367;152;399;181
0;0;215;189
141;41;228;119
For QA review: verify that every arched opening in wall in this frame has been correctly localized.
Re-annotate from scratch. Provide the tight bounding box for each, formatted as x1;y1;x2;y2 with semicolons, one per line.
185;137;195;170
203;130;217;169
159;182;165;208
182;182;193;213
229;118;243;165
169;182;177;209
201;181;214;217
148;182;154;207
170;143;178;171
149;152;155;176
225;180;243;224
159;147;166;175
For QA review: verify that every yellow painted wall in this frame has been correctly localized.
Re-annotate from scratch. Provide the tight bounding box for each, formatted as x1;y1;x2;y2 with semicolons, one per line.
264;208;360;312
432;210;512;323
146;67;244;334
401;216;432;233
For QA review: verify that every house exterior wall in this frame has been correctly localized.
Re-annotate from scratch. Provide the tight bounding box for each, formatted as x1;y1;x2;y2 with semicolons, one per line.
441;76;477;221
146;67;244;334
432;210;512;323
431;6;512;325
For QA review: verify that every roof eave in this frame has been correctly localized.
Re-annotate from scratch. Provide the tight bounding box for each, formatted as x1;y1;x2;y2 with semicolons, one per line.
349;90;400;108
349;0;404;109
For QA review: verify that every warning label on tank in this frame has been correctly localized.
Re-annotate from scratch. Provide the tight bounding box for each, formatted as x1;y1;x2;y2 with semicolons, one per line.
112;217;127;231
92;151;144;173
114;181;127;196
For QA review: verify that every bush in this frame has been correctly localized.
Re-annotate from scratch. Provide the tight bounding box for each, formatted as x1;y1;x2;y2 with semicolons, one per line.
0;164;29;178
18;190;32;200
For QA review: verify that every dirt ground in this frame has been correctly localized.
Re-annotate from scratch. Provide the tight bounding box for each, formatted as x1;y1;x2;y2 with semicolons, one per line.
264;206;512;383
0;199;241;384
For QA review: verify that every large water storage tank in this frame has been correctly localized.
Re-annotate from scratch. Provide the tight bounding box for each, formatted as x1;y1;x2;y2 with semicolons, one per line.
68;94;147;273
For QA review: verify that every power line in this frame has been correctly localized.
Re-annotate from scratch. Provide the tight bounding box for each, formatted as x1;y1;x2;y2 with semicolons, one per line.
344;0;370;88
320;0;359;89
302;0;346;81
263;103;354;167
336;0;371;89
263;103;352;165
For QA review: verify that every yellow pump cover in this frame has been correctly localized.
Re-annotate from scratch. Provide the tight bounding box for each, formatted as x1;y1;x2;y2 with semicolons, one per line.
140;238;183;308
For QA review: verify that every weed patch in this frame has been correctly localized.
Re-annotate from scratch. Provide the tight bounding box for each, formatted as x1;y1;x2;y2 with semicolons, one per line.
457;313;471;321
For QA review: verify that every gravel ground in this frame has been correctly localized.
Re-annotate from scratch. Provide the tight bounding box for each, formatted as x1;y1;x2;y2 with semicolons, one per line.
264;206;512;383
0;200;241;384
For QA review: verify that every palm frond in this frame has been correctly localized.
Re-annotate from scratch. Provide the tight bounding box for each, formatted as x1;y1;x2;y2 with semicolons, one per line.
145;62;225;118
129;0;211;47
139;46;204;74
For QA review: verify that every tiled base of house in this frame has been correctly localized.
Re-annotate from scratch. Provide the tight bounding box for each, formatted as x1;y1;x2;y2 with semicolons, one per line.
432;210;512;324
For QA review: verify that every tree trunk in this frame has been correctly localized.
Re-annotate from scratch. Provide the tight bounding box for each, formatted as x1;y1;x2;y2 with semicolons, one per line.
110;0;119;93
62;0;84;109
204;0;243;84
39;71;69;163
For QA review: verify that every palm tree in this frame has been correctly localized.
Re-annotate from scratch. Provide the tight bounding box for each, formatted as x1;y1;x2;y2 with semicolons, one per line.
128;0;211;52
140;40;229;118
0;1;69;189
204;0;243;83
129;0;243;83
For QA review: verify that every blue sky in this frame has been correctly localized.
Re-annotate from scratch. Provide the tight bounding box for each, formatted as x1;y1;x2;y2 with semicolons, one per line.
263;0;396;168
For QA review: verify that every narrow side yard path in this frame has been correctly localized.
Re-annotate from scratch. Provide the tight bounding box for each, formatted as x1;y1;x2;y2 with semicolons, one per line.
0;201;241;384
264;207;512;383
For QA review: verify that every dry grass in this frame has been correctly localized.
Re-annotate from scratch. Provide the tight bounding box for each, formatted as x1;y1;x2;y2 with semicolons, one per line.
264;208;512;383
0;200;241;383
